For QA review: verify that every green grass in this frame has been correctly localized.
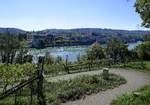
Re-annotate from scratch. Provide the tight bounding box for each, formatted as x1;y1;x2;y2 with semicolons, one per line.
0;96;38;105
45;74;126;105
111;85;150;105
112;61;150;71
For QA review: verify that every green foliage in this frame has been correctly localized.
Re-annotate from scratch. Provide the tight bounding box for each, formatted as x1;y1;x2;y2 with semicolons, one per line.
44;64;65;75
0;72;126;105
55;56;64;64
44;54;67;75
143;34;150;41
0;63;36;92
45;74;126;105
136;42;150;60
45;53;55;65
86;42;105;61
112;61;150;71
0;96;38;105
135;0;150;28
127;49;139;61
111;85;150;105
127;34;143;40
38;40;46;49
0;32;27;64
106;38;129;64
15;40;30;64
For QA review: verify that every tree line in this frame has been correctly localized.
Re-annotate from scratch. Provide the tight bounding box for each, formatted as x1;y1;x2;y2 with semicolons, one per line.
0;32;32;64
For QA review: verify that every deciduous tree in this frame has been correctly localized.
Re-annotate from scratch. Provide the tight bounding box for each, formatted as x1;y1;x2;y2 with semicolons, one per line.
106;38;129;64
135;0;150;28
86;42;105;61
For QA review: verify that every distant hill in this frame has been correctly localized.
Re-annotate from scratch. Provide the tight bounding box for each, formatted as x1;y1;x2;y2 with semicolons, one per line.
1;27;149;48
41;28;150;35
40;28;150;43
0;27;149;35
31;28;150;48
0;28;26;33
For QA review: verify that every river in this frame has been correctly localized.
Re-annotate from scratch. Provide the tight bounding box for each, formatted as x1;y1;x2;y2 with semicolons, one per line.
29;42;141;63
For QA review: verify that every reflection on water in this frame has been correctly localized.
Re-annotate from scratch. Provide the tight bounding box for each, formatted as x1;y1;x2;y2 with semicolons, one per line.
29;46;88;63
29;42;141;62
128;41;142;50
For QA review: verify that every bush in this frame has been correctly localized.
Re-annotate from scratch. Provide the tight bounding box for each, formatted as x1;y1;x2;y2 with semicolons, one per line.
136;42;150;60
0;63;36;92
86;42;105;61
106;38;129;64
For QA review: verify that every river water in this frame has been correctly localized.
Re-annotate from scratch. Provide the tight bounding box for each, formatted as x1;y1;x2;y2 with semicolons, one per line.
29;42;141;62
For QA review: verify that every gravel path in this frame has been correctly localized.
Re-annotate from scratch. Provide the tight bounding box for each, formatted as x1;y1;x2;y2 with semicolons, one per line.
46;68;150;105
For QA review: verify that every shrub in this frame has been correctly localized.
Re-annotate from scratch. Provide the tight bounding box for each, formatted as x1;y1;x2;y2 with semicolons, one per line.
136;42;150;60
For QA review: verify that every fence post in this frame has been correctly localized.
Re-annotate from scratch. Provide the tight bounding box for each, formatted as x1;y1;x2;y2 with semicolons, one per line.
102;68;109;80
88;60;92;71
65;55;69;74
37;56;46;105
30;82;33;105
14;91;18;105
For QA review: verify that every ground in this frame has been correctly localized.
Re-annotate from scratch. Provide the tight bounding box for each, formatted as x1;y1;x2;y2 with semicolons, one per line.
46;68;150;105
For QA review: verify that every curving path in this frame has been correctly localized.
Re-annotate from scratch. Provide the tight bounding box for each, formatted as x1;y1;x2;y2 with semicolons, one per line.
46;68;150;105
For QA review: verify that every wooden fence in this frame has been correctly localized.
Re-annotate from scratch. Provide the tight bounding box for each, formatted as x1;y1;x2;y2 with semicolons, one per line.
64;60;103;74
0;57;46;105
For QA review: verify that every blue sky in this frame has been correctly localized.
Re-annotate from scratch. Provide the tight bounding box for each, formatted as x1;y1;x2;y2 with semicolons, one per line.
0;0;147;31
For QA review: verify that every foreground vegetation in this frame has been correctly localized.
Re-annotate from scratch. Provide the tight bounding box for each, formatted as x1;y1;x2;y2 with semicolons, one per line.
0;73;126;105
111;85;150;105
45;74;126;105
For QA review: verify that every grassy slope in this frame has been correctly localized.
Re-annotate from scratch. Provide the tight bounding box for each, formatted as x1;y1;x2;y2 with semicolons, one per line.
112;61;150;71
111;85;150;105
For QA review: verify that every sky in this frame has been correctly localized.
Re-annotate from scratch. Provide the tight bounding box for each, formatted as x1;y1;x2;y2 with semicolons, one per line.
0;0;148;31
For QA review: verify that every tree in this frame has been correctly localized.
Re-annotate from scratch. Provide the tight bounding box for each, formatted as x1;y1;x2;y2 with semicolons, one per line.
45;52;55;65
86;42;105;61
0;63;35;92
0;32;28;64
15;41;29;64
136;41;150;60
0;32;21;63
143;34;150;41
106;38;129;64
135;0;150;28
38;40;45;49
